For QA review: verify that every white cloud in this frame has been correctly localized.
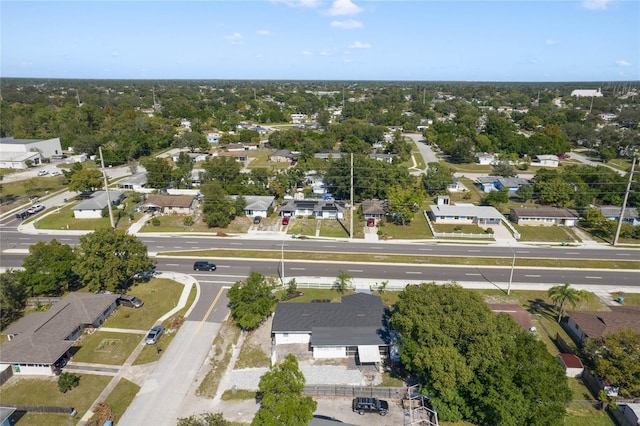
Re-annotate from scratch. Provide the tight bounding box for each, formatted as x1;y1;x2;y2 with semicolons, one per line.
301;51;313;56
330;19;363;29
616;60;631;67
344;58;352;63
328;0;363;16
581;0;612;10
529;58;538;64
319;50;333;56
19;61;33;67
348;41;371;49
545;39;557;45
224;33;244;44
257;30;271;36
271;0;321;8
112;51;120;57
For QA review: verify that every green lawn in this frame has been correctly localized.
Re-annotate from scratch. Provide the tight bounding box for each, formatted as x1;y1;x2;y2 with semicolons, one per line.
1;374;112;423
93;378;140;424
318;218;350;238
513;223;579;243
234;342;270;369
103;278;186;330
71;331;141;365
565;378;615;426
287;217;318;237
275;288;353;303
377;209;432;239
139;213;252;234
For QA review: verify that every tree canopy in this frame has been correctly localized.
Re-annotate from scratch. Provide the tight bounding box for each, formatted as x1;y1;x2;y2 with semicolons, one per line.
227;272;276;330
21;239;77;296
252;354;317;425
74;228;152;292
390;283;571;425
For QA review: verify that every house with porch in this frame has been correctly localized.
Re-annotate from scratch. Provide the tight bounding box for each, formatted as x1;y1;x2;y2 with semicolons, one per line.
0;293;119;376
361;199;388;224
600;206;640;226
231;195;275;218
509;207;579;226
215;151;248;164
269;149;297;163
117;172;149;192
428;204;503;225
280;199;345;220
143;194;196;215
271;293;388;363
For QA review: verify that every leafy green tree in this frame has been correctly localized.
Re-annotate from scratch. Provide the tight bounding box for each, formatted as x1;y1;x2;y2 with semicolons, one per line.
179;131;209;152
143;157;172;189
57;372;80;393
201;157;242;191
175;152;194;189
0;270;27;329
422;162;453;195
335;270;352;293
201;181;235;228
535;178;574;207
490;161;517;178
227;272;276;330
177;412;230;426
74;229;152;292
387;184;424;226
482;187;509;208
390;283;571;424
252;354;317;425
515;184;534;203
586;329;640;398
68;168;104;193
547;282;589;322
22;239;77;296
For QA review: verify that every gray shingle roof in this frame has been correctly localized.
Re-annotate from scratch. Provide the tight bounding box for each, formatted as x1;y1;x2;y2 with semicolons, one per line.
0;293;119;364
271;294;386;346
510;207;579;219
72;190;124;211
600;206;639;220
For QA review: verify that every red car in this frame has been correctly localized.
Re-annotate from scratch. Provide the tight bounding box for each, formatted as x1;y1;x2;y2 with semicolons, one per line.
367;218;376;227
282;216;290;225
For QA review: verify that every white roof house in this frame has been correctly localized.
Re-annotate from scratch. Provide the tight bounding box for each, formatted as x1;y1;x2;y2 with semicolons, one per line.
535;155;559;167
570;89;603;97
72;190;125;219
429;205;503;225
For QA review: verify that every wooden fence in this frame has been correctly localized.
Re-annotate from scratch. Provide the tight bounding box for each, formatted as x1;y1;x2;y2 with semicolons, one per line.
2;404;76;415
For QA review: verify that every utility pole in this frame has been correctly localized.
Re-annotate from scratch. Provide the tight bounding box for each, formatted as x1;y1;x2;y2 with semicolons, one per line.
99;146;115;229
350;153;354;239
507;251;515;295
613;157;637;246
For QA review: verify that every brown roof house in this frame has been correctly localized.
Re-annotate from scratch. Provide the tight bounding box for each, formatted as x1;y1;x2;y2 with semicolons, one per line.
361;199;389;224
143;194;196;215
565;306;640;345
0;293;119;376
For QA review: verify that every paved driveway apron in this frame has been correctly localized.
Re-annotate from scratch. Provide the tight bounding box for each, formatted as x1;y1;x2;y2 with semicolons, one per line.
118;321;220;426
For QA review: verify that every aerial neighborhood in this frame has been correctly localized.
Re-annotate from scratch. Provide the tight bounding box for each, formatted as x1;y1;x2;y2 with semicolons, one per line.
0;79;639;426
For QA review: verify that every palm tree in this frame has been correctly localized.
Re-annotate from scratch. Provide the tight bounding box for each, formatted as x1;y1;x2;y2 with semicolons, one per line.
548;282;588;322
335;270;352;293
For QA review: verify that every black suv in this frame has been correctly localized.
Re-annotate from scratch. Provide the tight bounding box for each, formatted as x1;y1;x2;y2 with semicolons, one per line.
352;397;389;416
193;261;217;271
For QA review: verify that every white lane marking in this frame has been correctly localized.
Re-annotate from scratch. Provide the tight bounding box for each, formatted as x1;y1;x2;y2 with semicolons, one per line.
59;238;73;241
566;252;580;255
174;246;182;249
419;248;432;251
290;267;306;271
322;245;337;248
229;242;243;245
157;246;164;248
166;263;180;266
347;269;363;273
616;253;630;256
19;238;30;240
406;271;422;275
186;241;200;244
585;276;602;279
465;273;482;276
525;274;541;278
369;247;383;250
515;250;529;254
467;249;482;252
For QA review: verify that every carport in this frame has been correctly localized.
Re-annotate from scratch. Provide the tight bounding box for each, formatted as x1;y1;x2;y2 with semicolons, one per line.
357;345;382;364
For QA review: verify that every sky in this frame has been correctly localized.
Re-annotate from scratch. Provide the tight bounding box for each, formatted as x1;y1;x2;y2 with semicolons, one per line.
1;0;639;82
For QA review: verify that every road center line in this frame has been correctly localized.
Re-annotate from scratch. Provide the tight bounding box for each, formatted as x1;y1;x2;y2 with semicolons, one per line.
467;250;482;252
406;271;422;275
347;269;363;273
525;274;541;277
290;267;306;270
465;273;482;276
585;276;603;279
197;287;225;331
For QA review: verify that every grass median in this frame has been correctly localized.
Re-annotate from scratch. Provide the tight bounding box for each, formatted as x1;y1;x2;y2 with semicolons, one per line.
159;248;640;270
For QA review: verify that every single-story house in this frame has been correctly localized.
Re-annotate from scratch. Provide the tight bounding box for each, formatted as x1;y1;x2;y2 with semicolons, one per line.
280;199;345;220
271;293;388;362
269;149;296;163
368;153;395;163
494;177;530;194
476;177;498;193
565;306;640;345
361;199;388;224
191;169;205;187
117;172;148;192
171;151;208;163
143;194;196;215
72;190;125;219
204;130;221;144
231;195;275;217
0;137;63;169
220;143;246;152
600;206;640;226
510;207;580;226
557;353;584;378
215;151;248;163
0;293;119;376
535;155;559;167
475;152;497;165
429;204;503;225
447;177;465;193
314;150;344;161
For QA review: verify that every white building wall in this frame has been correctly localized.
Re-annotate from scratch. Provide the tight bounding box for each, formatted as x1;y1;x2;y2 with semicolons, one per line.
2;363;54;376
313;346;346;359
74;209;103;219
274;333;310;345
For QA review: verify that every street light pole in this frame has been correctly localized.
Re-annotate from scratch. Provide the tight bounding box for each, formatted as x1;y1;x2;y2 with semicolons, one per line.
507;252;515;295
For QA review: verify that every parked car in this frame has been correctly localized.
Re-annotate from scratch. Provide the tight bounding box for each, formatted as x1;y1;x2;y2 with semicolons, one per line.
50;170;62;176
117;295;144;308
27;204;45;214
253;216;262;224
145;325;164;345
37;170;49;176
193;260;217;271
367;218;376;227
352;397;389;416
133;264;157;280
282;216;290;225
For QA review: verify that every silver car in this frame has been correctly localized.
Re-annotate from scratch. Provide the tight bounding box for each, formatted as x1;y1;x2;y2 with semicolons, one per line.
145;325;164;345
